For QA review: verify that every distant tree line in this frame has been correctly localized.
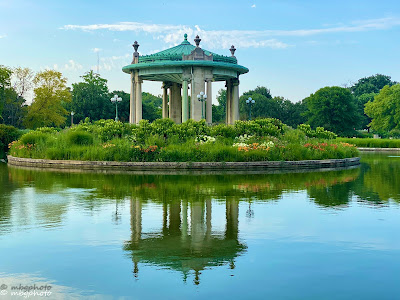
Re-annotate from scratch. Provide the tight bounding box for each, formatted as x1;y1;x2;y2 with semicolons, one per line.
0;65;398;137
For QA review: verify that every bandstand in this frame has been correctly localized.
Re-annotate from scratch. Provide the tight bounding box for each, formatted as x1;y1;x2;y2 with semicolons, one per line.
122;34;249;124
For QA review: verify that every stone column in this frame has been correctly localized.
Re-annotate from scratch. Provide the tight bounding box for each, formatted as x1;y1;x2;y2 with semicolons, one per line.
134;74;142;124
162;83;168;119
168;86;172;119
191;68;205;121
232;78;240;123
169;83;182;123
206;79;212;124
182;79;189;122
226;79;233;125
129;71;136;124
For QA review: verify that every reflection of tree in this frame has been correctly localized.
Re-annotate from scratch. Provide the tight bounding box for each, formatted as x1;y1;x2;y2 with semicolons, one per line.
0;164;14;226
360;154;400;203
7;166;361;204
124;198;246;285
307;183;354;208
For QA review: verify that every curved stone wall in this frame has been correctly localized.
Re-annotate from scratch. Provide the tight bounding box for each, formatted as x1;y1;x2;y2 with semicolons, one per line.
7;155;361;171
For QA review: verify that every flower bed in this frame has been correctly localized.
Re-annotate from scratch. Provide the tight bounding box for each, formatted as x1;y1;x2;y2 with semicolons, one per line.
9;119;359;163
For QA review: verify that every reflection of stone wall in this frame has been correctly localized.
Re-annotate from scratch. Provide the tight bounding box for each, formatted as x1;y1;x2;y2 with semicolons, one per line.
7;155;361;170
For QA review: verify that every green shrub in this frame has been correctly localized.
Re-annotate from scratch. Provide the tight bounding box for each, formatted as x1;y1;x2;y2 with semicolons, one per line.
66;131;94;146
20;131;49;145
0;124;22;158
298;124;337;139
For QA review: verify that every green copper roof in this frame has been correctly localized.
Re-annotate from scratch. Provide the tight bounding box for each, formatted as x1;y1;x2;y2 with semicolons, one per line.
138;34;238;65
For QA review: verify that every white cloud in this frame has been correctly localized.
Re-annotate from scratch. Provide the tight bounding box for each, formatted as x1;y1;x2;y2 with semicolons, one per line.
92;47;101;53
61;17;400;50
0;34;7;39
251;4;256;8
64;59;83;71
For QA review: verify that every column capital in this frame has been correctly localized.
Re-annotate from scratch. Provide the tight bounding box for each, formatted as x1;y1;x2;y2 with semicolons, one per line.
232;78;240;86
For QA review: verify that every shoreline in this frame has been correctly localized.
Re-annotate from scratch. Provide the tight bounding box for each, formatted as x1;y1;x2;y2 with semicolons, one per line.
7;155;361;171
358;147;400;152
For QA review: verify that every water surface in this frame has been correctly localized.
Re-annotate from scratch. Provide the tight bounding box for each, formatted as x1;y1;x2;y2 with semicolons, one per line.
0;153;399;299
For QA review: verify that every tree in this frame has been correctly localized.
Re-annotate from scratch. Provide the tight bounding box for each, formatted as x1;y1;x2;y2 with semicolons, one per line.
142;92;162;122
357;92;376;131
2;88;27;128
212;89;226;123
70;71;113;123
364;84;400;133
304;86;359;136
0;65;12;120
350;74;397;130
240;86;275;119
24;70;71;128
351;74;397;98
12;67;34;98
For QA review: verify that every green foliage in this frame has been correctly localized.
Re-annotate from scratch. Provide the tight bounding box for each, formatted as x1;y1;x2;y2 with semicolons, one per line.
297;124;337;139
364;84;400;133
234;118;285;137
336;137;400;148
350;74;397;98
0;65;13;120
212;89;226;123
9;118;358;162
24;70;71;129
20;131;49;145
66;131;94;146
0;124;21;158
69;71;112;123
304;86;359;136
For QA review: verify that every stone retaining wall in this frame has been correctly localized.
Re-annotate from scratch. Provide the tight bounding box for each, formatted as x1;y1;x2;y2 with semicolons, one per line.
7;155;361;171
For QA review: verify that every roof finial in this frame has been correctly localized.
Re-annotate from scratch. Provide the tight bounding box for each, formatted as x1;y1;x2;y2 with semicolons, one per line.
184;33;188;41
230;45;236;57
133;41;139;53
132;41;140;63
194;35;201;47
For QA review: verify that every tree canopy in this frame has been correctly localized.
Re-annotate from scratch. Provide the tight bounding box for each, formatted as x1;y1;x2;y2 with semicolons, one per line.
0;65;13;120
304;86;359;136
364;84;400;134
24;70;71;128
350;74;397;98
69;71;113;123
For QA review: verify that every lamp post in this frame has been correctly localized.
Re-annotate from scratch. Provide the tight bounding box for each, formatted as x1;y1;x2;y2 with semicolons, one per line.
197;91;207;120
246;97;255;120
71;111;74;127
110;94;122;121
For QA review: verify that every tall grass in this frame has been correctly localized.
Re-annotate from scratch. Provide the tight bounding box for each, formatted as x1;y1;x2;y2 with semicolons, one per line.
9;119;359;162
336;138;400;148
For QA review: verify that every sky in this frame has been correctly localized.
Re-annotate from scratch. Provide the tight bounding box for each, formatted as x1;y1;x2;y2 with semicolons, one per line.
1;0;400;104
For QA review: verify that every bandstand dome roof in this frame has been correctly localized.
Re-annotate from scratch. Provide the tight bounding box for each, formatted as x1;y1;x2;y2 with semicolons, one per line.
122;34;249;83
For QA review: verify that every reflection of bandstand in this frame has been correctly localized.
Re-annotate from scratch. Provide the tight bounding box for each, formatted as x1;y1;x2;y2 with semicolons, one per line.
124;198;246;285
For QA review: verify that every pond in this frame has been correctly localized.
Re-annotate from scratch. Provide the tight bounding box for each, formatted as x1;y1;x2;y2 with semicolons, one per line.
0;153;399;299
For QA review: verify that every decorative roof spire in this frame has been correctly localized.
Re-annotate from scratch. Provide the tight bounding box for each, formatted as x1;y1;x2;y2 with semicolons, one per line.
133;41;140;53
194;35;201;47
230;45;236;57
184;33;188;41
132;41;140;63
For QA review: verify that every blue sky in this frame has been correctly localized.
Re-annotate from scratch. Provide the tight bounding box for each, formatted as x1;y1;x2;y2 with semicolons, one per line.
1;0;400;103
